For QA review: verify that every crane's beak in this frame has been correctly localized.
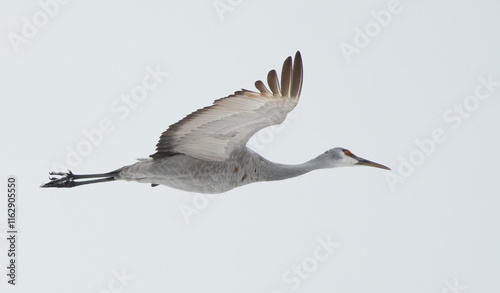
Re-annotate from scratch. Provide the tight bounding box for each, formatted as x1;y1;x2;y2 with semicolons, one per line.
355;156;391;170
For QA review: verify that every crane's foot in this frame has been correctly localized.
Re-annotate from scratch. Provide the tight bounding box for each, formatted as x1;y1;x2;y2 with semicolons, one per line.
41;170;118;188
41;170;77;188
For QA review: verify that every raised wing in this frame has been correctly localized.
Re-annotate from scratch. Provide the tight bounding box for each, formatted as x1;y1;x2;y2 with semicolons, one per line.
151;51;303;161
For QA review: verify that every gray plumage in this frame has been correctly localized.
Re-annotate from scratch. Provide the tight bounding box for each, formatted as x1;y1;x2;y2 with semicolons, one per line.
41;52;390;193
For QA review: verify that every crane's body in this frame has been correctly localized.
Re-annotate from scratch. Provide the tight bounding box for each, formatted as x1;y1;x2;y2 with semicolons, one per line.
42;52;390;192
118;149;292;194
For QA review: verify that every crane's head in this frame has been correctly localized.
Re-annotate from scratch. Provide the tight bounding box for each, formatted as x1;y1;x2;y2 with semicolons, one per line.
320;147;390;170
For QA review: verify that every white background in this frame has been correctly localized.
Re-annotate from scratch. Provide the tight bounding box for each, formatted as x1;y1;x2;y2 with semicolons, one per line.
1;0;500;292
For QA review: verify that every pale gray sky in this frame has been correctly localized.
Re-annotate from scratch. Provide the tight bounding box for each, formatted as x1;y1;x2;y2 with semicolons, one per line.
1;0;499;292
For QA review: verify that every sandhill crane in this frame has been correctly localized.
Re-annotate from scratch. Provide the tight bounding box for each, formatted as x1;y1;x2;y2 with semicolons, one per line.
41;52;390;193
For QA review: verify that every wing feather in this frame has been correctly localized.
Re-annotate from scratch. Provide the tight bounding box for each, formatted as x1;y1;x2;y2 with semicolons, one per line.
280;56;293;97
151;51;303;161
255;80;272;96
267;70;281;95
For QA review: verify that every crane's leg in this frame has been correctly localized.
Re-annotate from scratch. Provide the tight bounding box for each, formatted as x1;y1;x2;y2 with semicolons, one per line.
40;170;119;188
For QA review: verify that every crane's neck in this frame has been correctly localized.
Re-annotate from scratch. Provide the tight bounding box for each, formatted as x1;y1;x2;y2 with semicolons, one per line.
257;154;333;182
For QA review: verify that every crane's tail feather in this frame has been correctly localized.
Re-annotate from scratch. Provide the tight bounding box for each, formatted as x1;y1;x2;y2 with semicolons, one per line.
40;170;119;188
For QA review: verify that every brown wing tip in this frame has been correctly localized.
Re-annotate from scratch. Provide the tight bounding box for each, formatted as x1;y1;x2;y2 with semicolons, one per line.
291;51;303;98
294;51;302;61
267;69;281;95
280;52;303;98
281;56;293;97
255;80;272;96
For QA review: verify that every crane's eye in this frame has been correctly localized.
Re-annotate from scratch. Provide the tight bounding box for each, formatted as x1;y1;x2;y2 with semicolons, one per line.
342;149;353;156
